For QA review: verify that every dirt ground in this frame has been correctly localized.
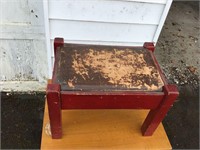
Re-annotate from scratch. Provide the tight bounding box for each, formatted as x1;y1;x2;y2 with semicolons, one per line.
155;1;199;149
1;1;199;149
156;1;199;89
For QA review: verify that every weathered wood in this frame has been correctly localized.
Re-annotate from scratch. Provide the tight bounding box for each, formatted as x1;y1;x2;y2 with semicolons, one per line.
54;38;64;57
48;0;166;25
141;85;179;136
53;44;164;91
60;91;164;109
46;38;179;139
46;84;62;139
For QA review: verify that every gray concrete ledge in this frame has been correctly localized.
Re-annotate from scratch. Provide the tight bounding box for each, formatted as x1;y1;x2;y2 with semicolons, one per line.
1;81;46;92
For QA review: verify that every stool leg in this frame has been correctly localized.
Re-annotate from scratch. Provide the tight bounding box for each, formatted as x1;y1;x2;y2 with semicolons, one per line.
47;84;62;139
141;85;179;136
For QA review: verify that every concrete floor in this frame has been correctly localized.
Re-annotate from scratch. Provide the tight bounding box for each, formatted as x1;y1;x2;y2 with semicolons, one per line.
1;1;199;149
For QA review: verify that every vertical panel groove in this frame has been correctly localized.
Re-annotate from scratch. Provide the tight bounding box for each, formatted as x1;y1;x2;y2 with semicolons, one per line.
43;0;52;78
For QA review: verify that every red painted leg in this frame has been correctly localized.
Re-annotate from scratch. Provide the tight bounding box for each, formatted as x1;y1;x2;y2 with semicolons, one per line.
54;38;64;57
141;84;179;136
46;84;62;139
143;42;155;52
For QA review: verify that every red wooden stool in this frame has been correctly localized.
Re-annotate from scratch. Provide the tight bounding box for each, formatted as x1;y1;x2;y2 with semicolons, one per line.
47;37;179;139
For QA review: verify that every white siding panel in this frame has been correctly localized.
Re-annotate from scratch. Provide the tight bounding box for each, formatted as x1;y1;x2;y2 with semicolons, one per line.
153;0;172;42
49;0;164;25
112;0;167;4
50;20;157;43
44;0;172;77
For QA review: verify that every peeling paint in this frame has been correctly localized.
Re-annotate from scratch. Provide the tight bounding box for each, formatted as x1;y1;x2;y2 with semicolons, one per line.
45;123;52;136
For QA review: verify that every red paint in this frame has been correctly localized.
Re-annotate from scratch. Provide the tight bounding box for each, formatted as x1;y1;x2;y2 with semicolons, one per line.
54;38;64;57
52;38;64;82
61;91;164;109
46;37;179;139
141;85;179;136
143;42;155;52
46;84;62;139
149;51;168;85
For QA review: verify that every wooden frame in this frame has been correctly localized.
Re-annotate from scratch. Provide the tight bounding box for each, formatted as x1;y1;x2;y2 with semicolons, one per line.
46;38;179;139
